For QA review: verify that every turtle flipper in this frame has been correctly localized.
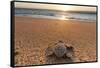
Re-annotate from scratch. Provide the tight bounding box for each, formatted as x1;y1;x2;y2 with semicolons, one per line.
65;45;75;58
45;46;54;57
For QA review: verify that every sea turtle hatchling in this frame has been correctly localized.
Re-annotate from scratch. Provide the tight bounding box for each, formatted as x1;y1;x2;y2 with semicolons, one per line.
45;41;74;58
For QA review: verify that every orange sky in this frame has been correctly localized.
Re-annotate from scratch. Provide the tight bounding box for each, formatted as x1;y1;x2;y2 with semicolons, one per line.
15;2;96;12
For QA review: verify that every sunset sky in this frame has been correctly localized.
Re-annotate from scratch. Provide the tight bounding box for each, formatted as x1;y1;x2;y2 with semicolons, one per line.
15;2;96;12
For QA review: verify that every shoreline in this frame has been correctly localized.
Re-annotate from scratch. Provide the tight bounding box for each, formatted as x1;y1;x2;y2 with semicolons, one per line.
15;15;96;23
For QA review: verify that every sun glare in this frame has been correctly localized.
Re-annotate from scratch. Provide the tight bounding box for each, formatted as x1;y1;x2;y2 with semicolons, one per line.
60;15;66;20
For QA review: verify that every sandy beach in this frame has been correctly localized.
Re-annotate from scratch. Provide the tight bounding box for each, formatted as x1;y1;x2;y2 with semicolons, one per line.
14;16;97;66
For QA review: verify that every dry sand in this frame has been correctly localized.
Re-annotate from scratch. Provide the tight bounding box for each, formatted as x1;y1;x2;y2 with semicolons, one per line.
14;16;97;66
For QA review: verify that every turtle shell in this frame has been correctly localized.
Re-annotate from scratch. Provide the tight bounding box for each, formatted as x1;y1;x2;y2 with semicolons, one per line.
53;45;67;57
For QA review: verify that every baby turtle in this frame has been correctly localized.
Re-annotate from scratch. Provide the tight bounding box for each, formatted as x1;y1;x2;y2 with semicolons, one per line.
45;40;74;58
53;41;67;57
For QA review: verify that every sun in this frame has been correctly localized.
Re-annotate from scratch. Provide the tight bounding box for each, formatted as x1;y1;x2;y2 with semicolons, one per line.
60;6;71;11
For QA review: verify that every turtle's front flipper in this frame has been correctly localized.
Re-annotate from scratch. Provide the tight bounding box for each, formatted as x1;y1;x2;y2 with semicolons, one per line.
45;46;54;57
66;45;75;58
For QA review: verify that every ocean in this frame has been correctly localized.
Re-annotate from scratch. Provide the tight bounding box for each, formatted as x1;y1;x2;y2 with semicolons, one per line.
15;8;96;21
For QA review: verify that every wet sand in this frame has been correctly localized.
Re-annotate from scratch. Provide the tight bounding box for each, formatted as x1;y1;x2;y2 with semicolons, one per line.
14;16;97;66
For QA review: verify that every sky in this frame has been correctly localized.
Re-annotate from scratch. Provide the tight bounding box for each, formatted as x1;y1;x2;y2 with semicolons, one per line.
15;2;96;12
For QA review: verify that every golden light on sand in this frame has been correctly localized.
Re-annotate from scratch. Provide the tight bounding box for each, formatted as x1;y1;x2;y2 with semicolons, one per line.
15;16;96;65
